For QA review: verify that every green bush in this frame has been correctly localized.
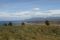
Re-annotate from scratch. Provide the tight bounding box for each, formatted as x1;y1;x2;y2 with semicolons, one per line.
45;20;50;26
3;23;7;26
8;22;13;26
21;22;25;26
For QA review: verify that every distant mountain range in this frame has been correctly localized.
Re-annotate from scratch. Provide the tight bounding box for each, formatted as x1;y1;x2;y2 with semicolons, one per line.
0;17;60;24
24;17;60;23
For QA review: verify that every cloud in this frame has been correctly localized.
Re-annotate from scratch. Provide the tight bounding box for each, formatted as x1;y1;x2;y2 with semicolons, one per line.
0;8;60;21
33;8;40;11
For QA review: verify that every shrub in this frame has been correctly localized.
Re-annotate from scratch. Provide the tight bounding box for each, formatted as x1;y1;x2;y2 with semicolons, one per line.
3;23;7;26
45;20;50;26
21;22;25;26
8;22;13;26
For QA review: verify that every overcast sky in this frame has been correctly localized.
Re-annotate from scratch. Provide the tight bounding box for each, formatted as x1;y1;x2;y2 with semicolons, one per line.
0;0;60;21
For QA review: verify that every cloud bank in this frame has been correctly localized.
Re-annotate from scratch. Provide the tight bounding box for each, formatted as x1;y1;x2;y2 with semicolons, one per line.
0;8;60;21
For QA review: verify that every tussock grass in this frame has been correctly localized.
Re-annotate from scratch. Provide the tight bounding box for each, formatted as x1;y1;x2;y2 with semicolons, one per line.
0;24;60;40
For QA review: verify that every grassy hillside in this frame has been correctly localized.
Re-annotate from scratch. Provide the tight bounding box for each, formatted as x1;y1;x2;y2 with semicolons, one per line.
0;24;60;40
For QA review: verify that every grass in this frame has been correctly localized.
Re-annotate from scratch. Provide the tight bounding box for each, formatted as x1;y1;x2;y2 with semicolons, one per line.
0;24;60;40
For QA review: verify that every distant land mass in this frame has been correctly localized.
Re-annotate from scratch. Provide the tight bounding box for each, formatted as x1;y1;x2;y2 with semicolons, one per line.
0;17;60;25
24;17;60;24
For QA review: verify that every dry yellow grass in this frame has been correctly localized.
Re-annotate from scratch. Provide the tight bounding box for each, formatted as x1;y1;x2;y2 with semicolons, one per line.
0;24;60;40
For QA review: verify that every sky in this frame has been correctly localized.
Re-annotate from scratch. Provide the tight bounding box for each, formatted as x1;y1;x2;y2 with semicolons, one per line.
0;0;60;21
